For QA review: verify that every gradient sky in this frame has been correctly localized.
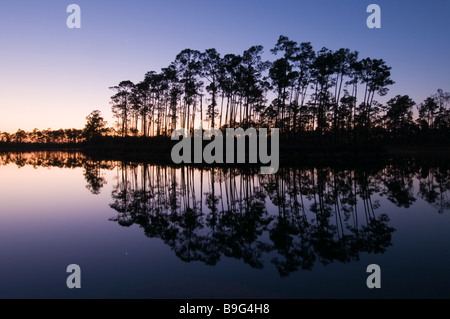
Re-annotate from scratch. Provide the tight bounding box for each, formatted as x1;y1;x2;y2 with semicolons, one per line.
0;0;449;133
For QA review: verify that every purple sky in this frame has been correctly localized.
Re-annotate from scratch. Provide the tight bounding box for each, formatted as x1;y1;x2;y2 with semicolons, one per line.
0;0;449;132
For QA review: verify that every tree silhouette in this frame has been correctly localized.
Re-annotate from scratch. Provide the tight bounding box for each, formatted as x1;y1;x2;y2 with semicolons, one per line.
202;48;221;129
110;80;135;137
83;110;108;141
3;35;450;147
384;95;415;139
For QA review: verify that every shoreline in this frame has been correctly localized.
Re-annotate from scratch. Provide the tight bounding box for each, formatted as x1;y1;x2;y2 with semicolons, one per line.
2;142;450;168
2;141;450;153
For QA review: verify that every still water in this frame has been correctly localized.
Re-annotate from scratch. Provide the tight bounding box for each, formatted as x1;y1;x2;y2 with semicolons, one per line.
0;151;449;298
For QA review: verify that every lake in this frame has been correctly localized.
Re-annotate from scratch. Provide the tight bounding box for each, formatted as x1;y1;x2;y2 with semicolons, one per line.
0;151;449;298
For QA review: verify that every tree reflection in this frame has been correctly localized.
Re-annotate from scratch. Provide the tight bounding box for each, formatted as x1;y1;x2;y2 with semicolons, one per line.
265;167;394;276
2;152;450;276
0;151;86;169
0;151;115;195
107;162;400;276
417;160;450;214
83;160;109;195
380;159;417;208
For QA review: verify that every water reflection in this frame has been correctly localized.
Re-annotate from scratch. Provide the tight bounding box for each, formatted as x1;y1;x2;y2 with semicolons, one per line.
0;152;114;195
105;164;399;276
0;151;85;168
2;152;450;277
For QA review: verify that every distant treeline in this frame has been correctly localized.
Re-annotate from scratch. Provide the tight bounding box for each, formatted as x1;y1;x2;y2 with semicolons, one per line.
0;128;85;144
2;35;450;146
0;110;111;145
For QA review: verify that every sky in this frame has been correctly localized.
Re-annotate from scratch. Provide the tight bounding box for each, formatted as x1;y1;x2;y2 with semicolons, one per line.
0;0;449;133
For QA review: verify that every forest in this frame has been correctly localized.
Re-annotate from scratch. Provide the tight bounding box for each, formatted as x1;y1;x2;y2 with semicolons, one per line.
1;35;450;149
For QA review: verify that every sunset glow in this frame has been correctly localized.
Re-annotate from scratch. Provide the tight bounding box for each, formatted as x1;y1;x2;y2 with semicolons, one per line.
1;1;449;133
